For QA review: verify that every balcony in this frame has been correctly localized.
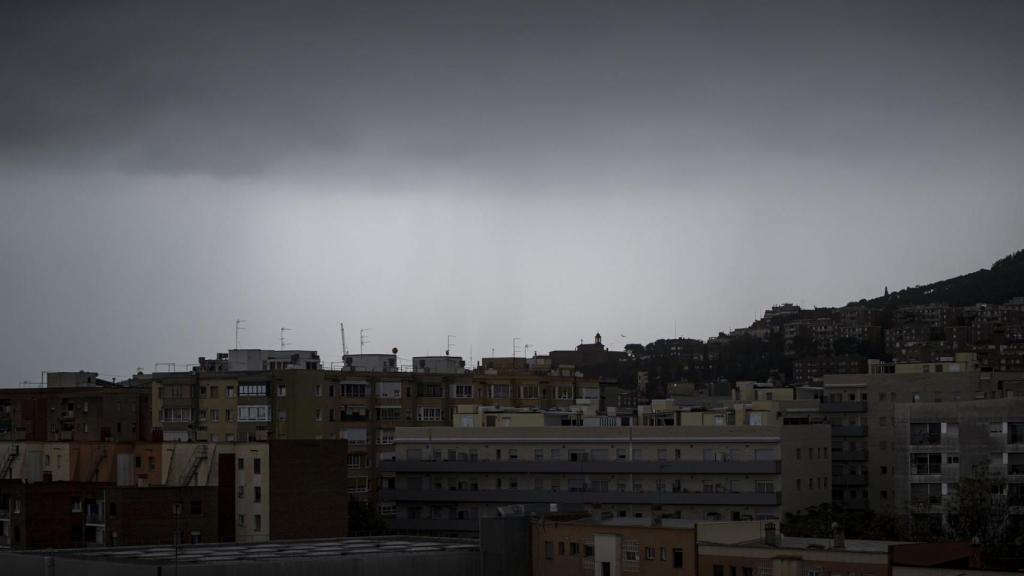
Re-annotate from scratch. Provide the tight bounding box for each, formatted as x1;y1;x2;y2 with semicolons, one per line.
379;489;781;507
833;451;868;462
832;426;868;437
378;460;781;475
820;402;867;413
910;433;941;446
385;518;481;533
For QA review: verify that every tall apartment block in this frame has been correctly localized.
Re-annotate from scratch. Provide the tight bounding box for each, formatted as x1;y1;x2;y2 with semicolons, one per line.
821;368;1024;512
892;396;1024;534
380;424;831;534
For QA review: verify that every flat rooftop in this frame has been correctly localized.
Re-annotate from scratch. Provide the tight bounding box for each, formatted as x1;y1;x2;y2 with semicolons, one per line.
13;536;478;566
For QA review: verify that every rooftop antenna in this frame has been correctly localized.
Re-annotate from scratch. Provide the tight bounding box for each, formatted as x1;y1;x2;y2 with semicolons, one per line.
447;334;455;356
512;337;521;367
340;323;349;356
279;327;291;350
235;319;245;349
524;343;533;358
360;328;371;354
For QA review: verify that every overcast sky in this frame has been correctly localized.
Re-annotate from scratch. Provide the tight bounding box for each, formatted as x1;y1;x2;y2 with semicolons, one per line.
1;1;1022;384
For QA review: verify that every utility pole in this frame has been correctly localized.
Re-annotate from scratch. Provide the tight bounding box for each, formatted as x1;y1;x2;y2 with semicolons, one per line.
280;327;291;350
235;319;245;349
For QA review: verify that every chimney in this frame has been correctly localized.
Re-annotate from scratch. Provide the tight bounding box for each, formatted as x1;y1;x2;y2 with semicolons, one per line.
764;522;778;546
831;522;845;549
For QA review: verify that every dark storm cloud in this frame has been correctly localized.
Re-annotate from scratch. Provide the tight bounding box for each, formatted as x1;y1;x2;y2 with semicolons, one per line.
3;1;1023;182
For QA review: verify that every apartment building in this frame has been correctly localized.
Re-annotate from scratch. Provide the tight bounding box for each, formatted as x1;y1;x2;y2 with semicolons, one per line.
821;370;1024;512
380;424;831;534
891;397;1024;534
0;480;218;549
531;516;699;576
485;513;980;576
0;384;151;443
149;364;598;501
0;439;346;548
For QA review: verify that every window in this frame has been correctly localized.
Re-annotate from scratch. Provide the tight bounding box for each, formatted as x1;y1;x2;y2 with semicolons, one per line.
253;486;262;503
375;406;401;421
278;410;287;422
349;476;369;493
348;454;362;469
545;541;554;560
238;514;245;526
911;453;942;475
314;384;322;397
237;406;270;422
238;457;245;471
557;386;573;400
314;409;322;422
417;407;443;422
558;541;565;555
226;386;235;398
238;384;266;396
521;386;539;399
454;384;473;398
253;457;261;474
623;541;640;562
714;565;724;576
254;514;262;532
646;546;657;560
377;429;395;445
341;382;368;397
277;384;287;397
161;408;192;422
190;500;202;515
491;384;511;399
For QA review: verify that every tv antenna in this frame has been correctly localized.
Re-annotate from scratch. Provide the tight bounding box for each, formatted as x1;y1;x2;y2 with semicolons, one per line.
279;327;291;350
360;328;371;354
340;323;349;356
447;334;455;356
512;337;521;362
235;319;245;349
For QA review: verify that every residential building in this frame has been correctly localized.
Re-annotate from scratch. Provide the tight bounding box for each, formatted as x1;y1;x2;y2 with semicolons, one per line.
380;424;831;534
821;371;1024;512
892;397;1024;535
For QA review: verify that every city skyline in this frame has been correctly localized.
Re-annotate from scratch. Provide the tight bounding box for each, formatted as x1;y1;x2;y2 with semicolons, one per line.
3;1;1024;385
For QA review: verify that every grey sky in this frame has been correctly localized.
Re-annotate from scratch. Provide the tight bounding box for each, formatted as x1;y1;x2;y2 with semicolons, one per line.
1;1;1022;384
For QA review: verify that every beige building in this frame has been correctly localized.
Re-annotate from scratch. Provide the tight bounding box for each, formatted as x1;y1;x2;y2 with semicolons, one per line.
380;424;831;534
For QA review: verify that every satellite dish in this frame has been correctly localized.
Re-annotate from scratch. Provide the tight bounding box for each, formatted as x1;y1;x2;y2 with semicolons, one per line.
392;347;398;354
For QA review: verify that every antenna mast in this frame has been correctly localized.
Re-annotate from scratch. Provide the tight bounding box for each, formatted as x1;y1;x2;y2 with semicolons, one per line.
280;327;291;350
447;334;455;356
235;319;245;349
359;328;371;354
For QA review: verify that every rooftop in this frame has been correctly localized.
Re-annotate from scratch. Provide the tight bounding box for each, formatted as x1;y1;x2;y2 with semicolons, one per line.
12;536;478;567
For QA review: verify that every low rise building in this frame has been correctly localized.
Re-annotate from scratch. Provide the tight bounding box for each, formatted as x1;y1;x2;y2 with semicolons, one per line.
380;424;831;534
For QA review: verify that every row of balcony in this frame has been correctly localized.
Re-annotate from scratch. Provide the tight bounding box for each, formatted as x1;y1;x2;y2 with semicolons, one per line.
379;460;781;475
379;489;781;506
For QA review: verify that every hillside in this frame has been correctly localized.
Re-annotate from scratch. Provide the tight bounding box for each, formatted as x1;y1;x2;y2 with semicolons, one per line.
863;249;1024;308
